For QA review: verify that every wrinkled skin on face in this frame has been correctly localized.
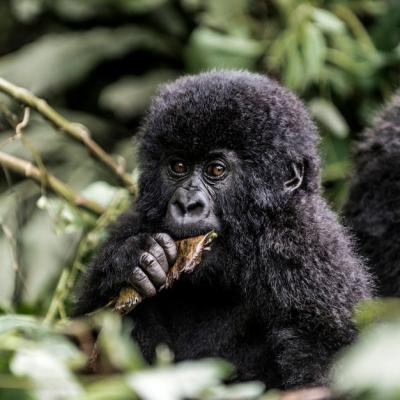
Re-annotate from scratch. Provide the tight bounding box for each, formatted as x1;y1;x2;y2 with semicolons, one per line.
74;71;372;389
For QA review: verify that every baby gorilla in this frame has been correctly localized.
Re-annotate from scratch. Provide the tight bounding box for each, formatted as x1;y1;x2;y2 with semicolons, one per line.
74;71;372;389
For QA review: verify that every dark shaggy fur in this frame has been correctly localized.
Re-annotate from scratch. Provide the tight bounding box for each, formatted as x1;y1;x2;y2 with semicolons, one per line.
75;71;372;389
345;91;400;297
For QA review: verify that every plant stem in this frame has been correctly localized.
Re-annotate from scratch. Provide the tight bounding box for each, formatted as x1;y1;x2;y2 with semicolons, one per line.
0;77;136;194
44;190;129;324
0;151;105;215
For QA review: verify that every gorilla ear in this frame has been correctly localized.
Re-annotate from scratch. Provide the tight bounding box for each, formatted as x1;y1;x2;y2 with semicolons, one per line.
284;162;304;192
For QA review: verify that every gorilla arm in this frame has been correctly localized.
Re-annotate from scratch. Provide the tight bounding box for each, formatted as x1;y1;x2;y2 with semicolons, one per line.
73;211;177;316
73;211;142;316
266;255;362;388
241;202;370;388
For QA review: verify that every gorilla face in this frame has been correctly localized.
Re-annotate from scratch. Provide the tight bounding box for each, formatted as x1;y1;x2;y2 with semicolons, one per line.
162;150;238;239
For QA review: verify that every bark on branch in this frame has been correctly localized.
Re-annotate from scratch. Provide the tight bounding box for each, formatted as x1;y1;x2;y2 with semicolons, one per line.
0;77;136;194
0;150;105;215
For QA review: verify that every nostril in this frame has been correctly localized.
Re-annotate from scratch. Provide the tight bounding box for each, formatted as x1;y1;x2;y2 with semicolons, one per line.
187;200;204;213
173;199;186;215
168;189;209;220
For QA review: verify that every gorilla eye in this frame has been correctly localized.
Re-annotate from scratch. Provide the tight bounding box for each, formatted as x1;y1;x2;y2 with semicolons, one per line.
170;160;188;175
206;162;226;178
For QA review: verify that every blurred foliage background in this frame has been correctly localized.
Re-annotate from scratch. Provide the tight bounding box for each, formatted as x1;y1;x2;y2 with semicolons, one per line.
0;0;400;399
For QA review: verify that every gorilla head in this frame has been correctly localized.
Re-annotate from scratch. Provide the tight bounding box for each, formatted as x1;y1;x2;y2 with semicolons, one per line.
137;71;320;242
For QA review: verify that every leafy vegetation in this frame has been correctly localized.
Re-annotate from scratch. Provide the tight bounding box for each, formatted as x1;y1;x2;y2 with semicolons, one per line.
0;0;399;399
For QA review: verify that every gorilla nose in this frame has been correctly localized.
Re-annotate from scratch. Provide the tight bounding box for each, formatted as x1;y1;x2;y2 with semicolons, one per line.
169;188;209;224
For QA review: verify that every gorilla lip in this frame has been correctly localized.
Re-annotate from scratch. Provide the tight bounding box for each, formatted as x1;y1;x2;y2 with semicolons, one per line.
162;222;220;241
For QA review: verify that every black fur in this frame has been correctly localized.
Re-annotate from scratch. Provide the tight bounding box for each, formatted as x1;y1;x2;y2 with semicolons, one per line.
74;71;372;389
345;91;400;297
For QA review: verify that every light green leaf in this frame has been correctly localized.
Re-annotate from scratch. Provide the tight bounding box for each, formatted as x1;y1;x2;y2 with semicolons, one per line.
283;41;304;90
332;321;400;398
302;23;326;81
99;70;177;119
184;28;263;72
309;98;349;138
0;315;38;336
127;359;233;400
81;181;119;208
312;9;346;33
11;348;83;400
204;382;265;400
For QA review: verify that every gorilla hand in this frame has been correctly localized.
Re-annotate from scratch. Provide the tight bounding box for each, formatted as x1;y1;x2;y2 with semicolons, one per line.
133;233;178;297
73;230;177;316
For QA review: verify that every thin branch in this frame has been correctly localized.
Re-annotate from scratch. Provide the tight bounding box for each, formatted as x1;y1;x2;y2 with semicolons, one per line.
0;223;20;273
0;102;19;126
0;77;136;194
0;151;105;216
11;107;48;193
45;190;129;324
15;107;30;137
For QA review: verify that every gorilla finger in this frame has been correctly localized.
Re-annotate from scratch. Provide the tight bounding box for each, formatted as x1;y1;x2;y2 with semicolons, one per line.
153;233;178;266
140;252;167;287
131;267;157;297
146;237;169;273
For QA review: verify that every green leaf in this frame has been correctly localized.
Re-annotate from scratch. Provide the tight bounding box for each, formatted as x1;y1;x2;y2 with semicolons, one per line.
99;70;177;120
184;27;263;72
11;347;83;399
268;30;294;71
0;315;39;336
198;0;251;37
95;312;146;371
312;9;346;33
320;66;352;97
322;160;351;182
204;381;265;400
81;181;119;208
282;41;304;91
355;299;400;330
302;23;326;82
78;377;136;400
20;209;82;304
127;359;234;400
332;321;400;398
11;0;44;22
112;0;168;14
309;98;349;138
0;27;172;95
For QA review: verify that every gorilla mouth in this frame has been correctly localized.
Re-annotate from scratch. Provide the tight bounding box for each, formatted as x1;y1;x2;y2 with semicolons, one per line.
162;220;220;241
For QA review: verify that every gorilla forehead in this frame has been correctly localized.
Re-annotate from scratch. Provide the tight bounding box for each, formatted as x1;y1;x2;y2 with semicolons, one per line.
144;70;318;159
